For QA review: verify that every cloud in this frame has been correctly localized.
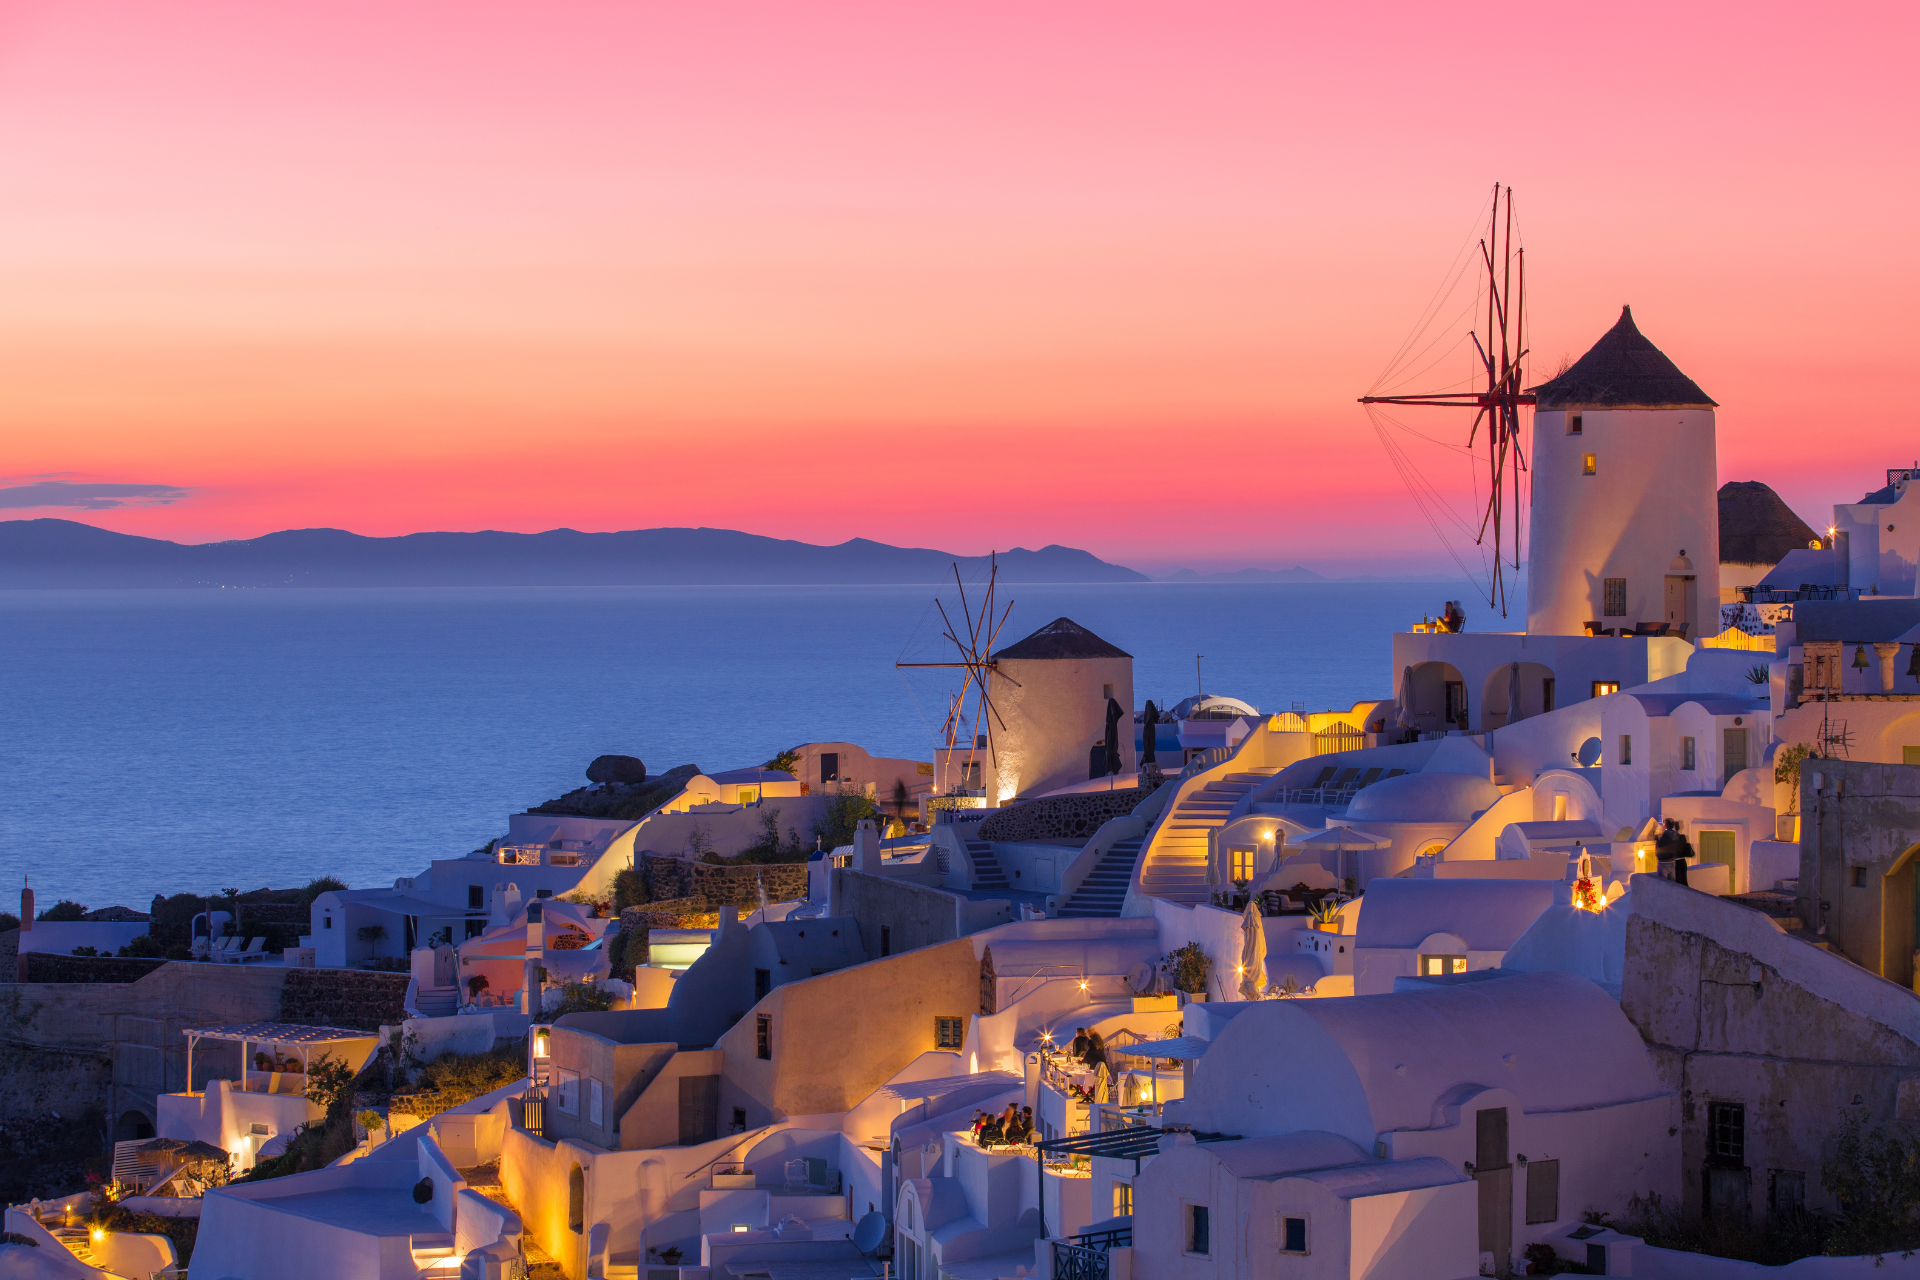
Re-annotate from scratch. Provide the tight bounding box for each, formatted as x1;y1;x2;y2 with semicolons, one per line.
0;480;194;510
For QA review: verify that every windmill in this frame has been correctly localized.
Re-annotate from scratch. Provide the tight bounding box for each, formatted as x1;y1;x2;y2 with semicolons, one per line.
1360;184;1531;616
896;555;1020;797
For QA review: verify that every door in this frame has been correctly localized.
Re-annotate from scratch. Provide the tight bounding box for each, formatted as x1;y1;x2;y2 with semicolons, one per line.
1475;1108;1512;1276
433;946;456;987
1723;728;1749;785
1445;681;1466;728
1665;575;1687;625
677;1075;719;1145
1697;830;1736;871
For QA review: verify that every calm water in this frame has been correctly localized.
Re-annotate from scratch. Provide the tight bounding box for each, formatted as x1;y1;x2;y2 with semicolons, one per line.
0;580;1519;907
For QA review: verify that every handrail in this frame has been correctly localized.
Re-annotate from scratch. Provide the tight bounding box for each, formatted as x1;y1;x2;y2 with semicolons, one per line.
682;1128;776;1181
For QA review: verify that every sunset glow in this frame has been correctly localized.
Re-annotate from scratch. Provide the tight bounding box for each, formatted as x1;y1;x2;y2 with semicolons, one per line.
3;0;1915;573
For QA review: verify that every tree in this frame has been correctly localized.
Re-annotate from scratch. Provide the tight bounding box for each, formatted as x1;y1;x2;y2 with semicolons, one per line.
37;900;86;922
812;785;879;852
764;748;801;776
304;1054;359;1125
301;876;347;903
1822;1109;1920;1256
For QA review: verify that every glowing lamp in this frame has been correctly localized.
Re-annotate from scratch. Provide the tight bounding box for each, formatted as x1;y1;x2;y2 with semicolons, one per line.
92;1228;105;1242
732;1224;751;1233
1077;980;1088;991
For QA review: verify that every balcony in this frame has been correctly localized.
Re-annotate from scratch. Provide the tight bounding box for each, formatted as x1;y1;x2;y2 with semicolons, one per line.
1051;1227;1132;1280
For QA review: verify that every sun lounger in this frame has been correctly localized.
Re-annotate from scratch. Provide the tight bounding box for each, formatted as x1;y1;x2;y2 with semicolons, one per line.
232;937;269;962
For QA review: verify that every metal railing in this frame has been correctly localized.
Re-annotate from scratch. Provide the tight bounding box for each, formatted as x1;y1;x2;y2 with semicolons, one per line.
1051;1227;1132;1280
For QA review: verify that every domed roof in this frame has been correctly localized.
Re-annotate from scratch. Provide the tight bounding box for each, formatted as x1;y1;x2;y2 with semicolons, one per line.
1346;770;1499;824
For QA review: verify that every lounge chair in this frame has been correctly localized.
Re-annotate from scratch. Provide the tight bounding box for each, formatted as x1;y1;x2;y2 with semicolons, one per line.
206;937;236;958
233;937;270;963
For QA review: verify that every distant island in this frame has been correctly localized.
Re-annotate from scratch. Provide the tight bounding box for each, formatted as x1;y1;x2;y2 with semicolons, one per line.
0;519;1151;588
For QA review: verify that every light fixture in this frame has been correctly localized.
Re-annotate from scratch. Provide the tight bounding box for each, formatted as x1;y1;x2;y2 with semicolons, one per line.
732;1224;751;1233
1077;979;1089;992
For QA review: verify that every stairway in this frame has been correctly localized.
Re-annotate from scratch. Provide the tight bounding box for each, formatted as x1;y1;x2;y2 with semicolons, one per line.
964;840;1010;891
411;1231;456;1272
1056;838;1144;917
414;985;460;1017
48;1226;97;1267
1138;769;1280;904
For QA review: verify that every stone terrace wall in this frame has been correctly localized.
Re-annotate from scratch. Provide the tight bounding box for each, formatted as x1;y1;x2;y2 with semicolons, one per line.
23;953;167;984
278;968;410;1030
978;788;1150;843
642;855;808;908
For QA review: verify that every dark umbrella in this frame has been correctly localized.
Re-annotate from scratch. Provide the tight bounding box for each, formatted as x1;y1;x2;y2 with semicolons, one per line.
1103;697;1124;777
1141;701;1160;767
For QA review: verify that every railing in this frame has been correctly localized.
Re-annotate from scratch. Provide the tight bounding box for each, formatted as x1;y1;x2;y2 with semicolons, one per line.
520;1087;545;1135
1178;746;1234;781
1051;1228;1133;1280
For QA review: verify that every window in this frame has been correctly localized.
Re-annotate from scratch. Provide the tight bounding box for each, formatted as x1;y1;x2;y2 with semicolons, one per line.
821;752;840;784
555;1068;580;1116
1444;680;1466;726
1230;848;1255;883
1582;452;1597;475
1113;1182;1133;1218
1569;414;1583;435
1526;1159;1561;1223
1103;683;1114;702
754;968;771;1001
1619;734;1633;766
589;1078;603;1126
1280;1215;1309;1254
567;1164;584;1232
468;885;484;910
1709;1101;1746;1165
536;888;553;899
756;1014;772;1060
1682;736;1697;770
1769;1169;1806;1219
732;1106;748;1133
1185;1204;1210;1256
1419;954;1466;976
1851;865;1867;888
324;915;332;929
250;1122;271;1136
880;925;892;957
1591;681;1621;698
934;1016;965;1049
1603;577;1626;615
465;919;483;939
1542;678;1555;713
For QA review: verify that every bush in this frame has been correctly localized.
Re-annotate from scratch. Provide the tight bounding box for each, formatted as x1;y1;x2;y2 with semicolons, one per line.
301;876;347;903
712;808;810;865
118;934;166;959
1160;943;1211;995
1822;1110;1920;1256
391;1044;526;1119
37;900;86;922
812;786;879;852
764;748;801;775
0;913;18;933
612;868;649;914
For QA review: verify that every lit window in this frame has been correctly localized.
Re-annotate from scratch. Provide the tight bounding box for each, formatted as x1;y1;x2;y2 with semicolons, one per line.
1419;954;1467;976
1230;848;1255;883
1281;1215;1309;1254
1582;453;1597;475
934;1016;965;1049
1113;1183;1133;1217
1591;681;1621;698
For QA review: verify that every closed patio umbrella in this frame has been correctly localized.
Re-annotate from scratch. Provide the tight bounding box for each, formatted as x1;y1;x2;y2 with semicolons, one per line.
1396;666;1416;730
1238;895;1267;1000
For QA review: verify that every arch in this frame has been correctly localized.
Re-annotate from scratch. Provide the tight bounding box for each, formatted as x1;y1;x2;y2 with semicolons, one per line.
568;1163;585;1232
1877;712;1920;764
114;1108;155;1142
1480;661;1557;730
1883;844;1920;990
1407;662;1468;735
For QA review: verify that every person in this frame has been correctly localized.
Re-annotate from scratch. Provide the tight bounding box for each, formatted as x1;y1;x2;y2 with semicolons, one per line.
1001;1103;1021;1138
1070;1028;1090;1062
970;1111;988;1142
1084;1029;1109;1071
1016;1105;1036;1144
979;1111;1004;1147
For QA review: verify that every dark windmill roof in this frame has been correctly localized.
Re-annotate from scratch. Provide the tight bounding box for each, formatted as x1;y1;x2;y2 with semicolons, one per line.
1529;307;1717;410
1719;481;1819;566
994;617;1131;661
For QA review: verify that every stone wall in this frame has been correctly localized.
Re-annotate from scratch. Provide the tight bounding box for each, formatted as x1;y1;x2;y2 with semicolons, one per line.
641;855;808;909
977;788;1150;843
278;968;411;1030
23;954;167;984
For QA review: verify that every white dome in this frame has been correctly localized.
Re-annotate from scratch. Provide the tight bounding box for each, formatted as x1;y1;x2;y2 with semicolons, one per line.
1346;771;1499;824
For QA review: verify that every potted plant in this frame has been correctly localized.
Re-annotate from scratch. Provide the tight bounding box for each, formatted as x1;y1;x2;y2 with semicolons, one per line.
1159;943;1211;1002
659;1247;684;1265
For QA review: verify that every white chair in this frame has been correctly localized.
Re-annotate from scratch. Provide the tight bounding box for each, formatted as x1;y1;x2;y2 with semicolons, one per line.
234;938;269;963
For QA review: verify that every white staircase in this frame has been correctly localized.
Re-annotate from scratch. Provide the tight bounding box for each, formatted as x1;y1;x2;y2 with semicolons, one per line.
414;985;460;1017
1137;769;1279;903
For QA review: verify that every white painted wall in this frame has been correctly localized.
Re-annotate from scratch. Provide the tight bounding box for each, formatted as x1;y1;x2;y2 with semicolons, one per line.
1528;407;1719;639
990;653;1133;802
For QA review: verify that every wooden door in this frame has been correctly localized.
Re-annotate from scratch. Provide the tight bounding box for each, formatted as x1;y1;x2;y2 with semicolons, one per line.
677;1075;719;1146
1666;575;1687;624
1476;1166;1513;1277
1723;728;1749;785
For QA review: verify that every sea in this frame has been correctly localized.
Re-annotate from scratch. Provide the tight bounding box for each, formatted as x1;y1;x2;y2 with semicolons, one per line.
0;579;1521;908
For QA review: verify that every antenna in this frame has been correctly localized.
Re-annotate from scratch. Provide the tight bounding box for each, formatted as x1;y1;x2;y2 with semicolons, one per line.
1360;184;1531;616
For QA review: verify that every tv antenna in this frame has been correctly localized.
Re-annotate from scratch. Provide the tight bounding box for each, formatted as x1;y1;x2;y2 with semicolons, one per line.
1360;184;1531;616
895;556;1020;795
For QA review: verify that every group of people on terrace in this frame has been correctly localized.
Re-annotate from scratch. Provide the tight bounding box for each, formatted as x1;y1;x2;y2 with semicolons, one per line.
970;1103;1036;1148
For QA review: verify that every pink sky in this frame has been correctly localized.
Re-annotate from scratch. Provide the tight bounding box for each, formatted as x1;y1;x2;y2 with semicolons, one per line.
3;0;1915;575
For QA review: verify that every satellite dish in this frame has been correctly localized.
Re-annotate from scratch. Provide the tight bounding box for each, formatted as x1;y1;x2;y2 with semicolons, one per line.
852;1211;887;1254
1576;737;1602;767
1125;962;1153;994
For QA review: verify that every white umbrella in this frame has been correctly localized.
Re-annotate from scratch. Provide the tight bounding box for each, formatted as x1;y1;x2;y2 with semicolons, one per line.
1238;895;1267;1000
1290;826;1392;888
1396;666;1416;730
1507;662;1524;725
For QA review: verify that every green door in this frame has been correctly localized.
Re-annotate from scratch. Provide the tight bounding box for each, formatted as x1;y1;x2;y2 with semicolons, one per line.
1698;830;1736;869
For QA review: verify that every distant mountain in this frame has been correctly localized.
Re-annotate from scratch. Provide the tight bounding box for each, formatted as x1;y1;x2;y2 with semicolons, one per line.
1156;565;1331;583
0;519;1150;588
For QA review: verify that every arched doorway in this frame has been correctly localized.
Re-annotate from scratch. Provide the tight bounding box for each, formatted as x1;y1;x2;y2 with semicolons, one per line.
114;1109;154;1142
1406;662;1468;735
1883;844;1920;990
1480;662;1556;730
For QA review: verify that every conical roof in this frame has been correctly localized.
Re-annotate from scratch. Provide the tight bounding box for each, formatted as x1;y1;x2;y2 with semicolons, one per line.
1529;306;1716;410
1718;481;1818;566
993;617;1130;660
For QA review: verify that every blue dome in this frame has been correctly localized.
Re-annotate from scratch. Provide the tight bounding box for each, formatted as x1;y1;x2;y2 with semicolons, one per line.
1346;771;1499;824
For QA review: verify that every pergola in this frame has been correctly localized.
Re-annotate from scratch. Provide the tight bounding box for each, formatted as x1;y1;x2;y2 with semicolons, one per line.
183;1022;378;1094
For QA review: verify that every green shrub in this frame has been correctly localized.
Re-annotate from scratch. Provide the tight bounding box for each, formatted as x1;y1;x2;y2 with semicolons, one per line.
301;876;347;903
118;934;166;959
812;787;879;852
1159;943;1211;995
37;900;86;922
1822;1110;1920;1256
391;1044;526;1120
0;913;18;933
612;868;649;914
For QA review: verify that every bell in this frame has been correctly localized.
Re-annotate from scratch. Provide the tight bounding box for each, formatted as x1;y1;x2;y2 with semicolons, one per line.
1853;644;1871;670
1908;645;1920;680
